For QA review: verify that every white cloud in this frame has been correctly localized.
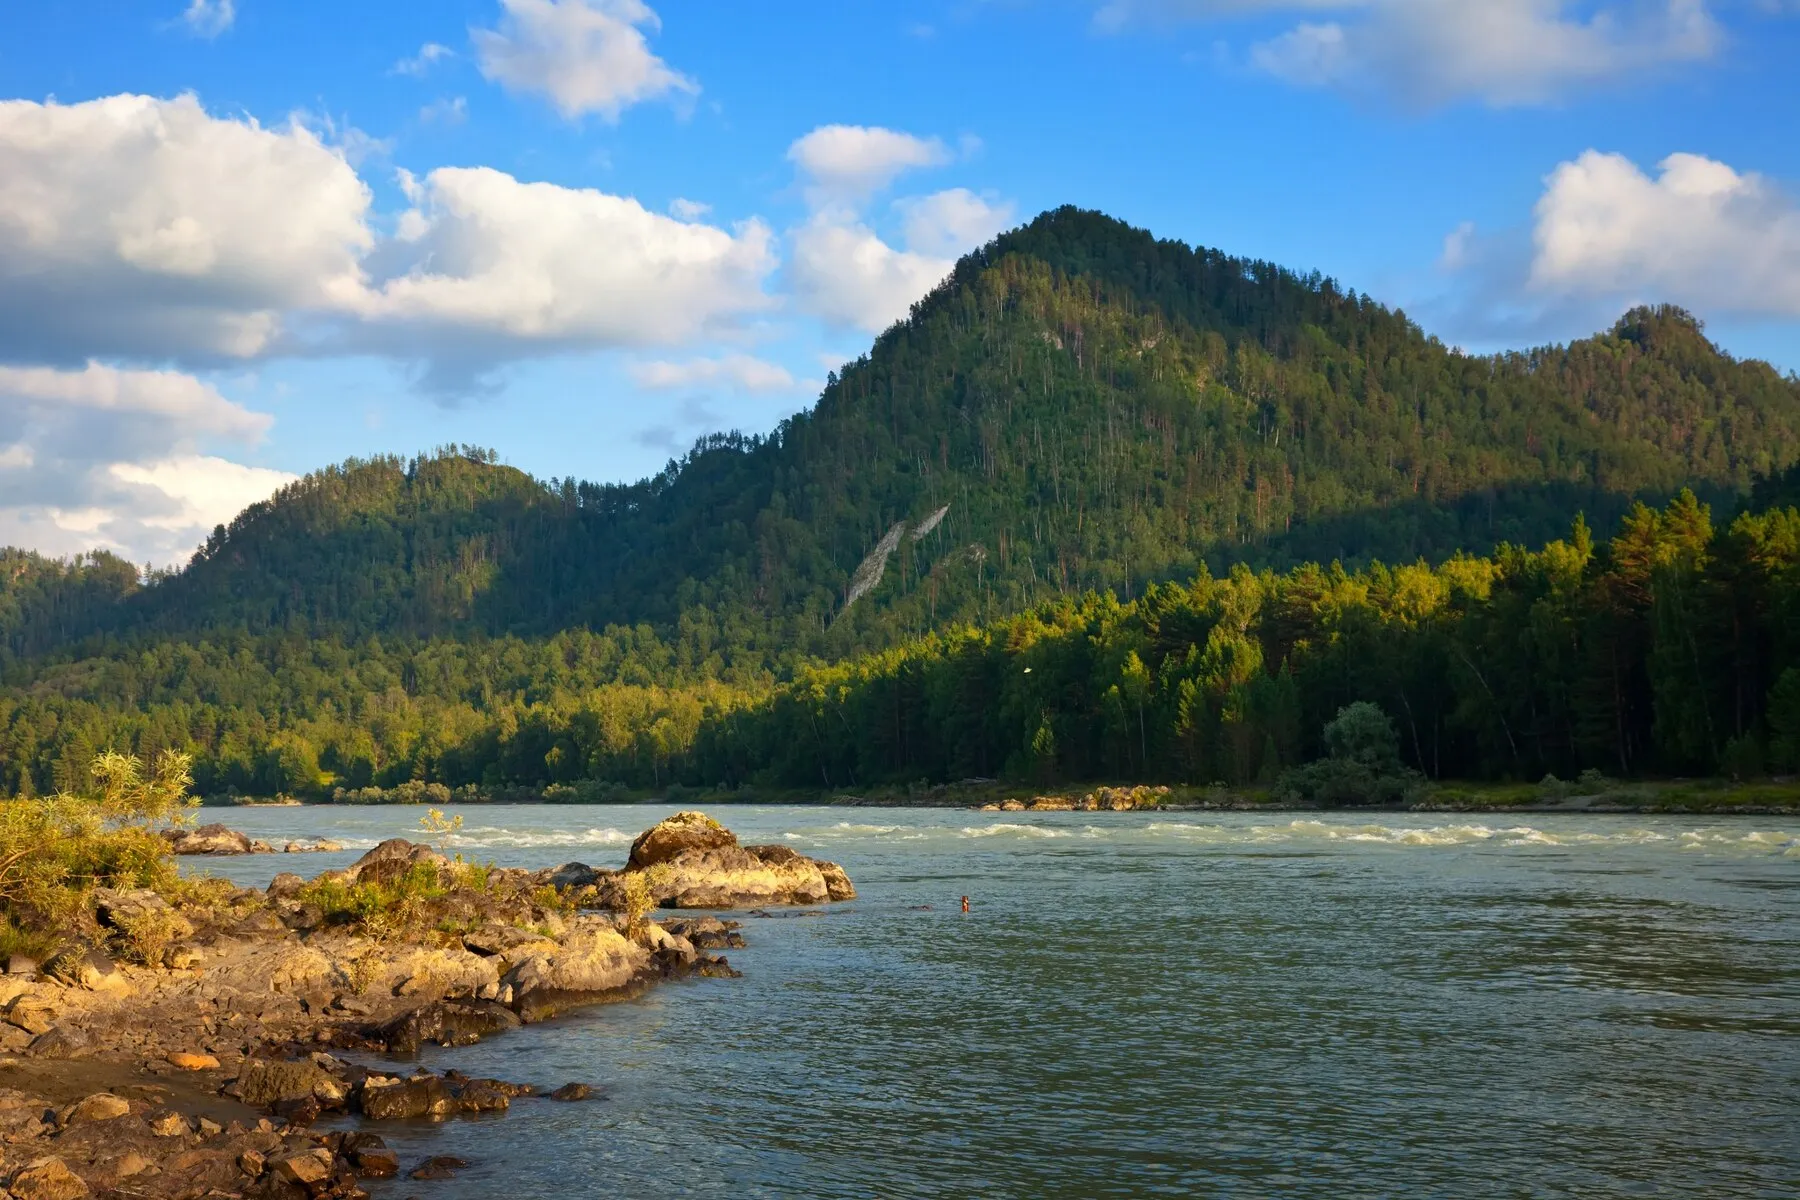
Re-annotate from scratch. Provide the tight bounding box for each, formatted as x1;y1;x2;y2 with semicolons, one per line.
0;363;294;564
349;166;775;381
0;93;372;364
788;215;954;334
472;0;698;121
629;354;796;392
1527;150;1800;316
1098;1;1722;106
181;0;236;38
788;125;952;201
668;197;711;220
419;96;469;125
0;93;782;389
898;188;1015;258
393;42;455;77
782;127;1011;332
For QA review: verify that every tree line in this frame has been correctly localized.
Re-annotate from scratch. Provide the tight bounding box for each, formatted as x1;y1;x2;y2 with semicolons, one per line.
2;489;1796;797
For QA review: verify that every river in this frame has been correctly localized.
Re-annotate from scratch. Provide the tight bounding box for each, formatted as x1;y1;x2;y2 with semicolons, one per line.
189;805;1800;1198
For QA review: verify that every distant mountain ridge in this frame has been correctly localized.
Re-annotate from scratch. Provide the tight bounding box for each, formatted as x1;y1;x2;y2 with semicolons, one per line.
5;207;1799;671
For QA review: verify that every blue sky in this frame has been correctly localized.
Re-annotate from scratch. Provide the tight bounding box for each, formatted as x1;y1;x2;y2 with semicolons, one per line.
1;0;1797;564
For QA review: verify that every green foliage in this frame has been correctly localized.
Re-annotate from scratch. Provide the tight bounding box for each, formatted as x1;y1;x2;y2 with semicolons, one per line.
0;751;188;944
1276;703;1424;808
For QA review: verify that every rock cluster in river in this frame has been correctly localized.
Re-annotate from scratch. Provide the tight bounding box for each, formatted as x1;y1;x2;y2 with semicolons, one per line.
162;825;341;856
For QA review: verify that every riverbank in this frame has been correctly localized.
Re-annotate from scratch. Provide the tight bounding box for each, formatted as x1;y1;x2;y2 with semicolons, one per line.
0;812;853;1199
202;777;1800;816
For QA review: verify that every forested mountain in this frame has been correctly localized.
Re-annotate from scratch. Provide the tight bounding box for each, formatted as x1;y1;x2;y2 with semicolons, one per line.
8;208;1798;666
3;207;1799;797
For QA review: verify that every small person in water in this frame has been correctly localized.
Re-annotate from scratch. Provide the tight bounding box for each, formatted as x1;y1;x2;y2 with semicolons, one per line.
961;895;970;913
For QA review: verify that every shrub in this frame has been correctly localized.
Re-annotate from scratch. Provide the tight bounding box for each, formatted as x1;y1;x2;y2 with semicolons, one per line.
1276;703;1423;808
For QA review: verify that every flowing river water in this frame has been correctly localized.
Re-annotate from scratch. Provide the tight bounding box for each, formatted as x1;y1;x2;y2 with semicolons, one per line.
190;805;1800;1198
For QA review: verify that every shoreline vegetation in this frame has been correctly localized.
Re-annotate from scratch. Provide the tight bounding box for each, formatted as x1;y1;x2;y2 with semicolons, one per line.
0;755;855;1199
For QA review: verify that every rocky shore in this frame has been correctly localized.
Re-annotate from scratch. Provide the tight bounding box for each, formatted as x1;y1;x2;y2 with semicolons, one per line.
0;812;852;1199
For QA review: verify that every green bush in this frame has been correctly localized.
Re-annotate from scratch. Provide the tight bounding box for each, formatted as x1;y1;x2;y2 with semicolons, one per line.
1276;702;1423;808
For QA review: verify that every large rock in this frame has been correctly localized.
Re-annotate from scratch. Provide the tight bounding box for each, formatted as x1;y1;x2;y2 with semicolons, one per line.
344;839;448;887
92;888;194;942
8;1157;89;1200
4;995;55;1036
612;812;857;910
233;1058;348;1108
62;1093;130;1124
371;998;520;1053
163;823;255;855
628;811;737;869
502;918;652;1021
42;948;130;996
358;1076;457;1121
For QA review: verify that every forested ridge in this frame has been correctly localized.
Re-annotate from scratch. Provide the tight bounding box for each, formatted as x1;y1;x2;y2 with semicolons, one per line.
2;207;1799;798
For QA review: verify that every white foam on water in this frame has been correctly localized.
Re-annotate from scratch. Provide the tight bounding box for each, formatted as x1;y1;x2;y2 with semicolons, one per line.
444;826;633;849
958;823;1072;839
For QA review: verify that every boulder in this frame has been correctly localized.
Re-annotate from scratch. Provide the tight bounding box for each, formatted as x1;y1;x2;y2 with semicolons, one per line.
349;1146;398;1178
659;916;745;950
63;1093;131;1124
502;919;650;1021
167;1051;220;1071
370;998;520;1054
358;1075;456;1121
607;813;857;910
148;1113;189;1137
409;1155;469;1181
547;1083;591;1102
27;1025;90;1059
266;872;306;899
163;823;255;855
7;1156;89;1200
816;859;857;902
541;862;599;890
270;1148;334;1186
4;954;40;976
4;995;55;1036
343;839;447;887
43;949;130;996
232;1059;348;1108
91;888;193;942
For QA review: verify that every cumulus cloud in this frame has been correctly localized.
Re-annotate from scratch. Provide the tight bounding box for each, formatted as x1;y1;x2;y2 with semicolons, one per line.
788;215;956;334
897;188;1015;258
788;125;952;201
783;126;1013;333
1528;150;1800;316
348;166;775;381
1097;0;1722;106
472;0;697;121
0;93;372;365
180;0;236;38
629;354;797;392
0;93;782;391
0;363;293;564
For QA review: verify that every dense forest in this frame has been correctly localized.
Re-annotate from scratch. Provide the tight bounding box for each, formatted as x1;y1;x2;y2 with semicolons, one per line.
2;208;1798;798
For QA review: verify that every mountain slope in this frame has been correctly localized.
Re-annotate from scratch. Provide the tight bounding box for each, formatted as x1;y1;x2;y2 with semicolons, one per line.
11;208;1800;670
